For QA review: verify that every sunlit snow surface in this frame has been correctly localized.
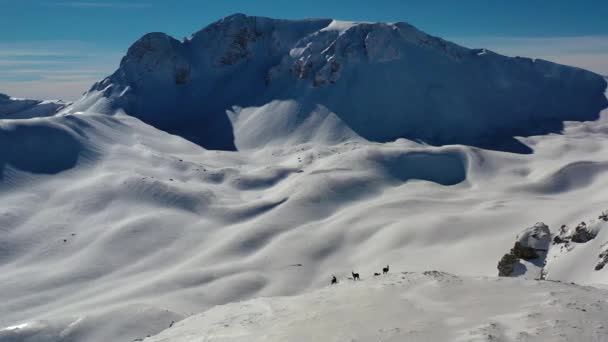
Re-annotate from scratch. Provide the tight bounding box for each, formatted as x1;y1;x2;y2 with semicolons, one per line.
146;272;608;342
1;104;608;341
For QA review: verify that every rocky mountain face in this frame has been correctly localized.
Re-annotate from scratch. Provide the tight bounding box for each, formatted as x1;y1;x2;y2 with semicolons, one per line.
66;13;607;152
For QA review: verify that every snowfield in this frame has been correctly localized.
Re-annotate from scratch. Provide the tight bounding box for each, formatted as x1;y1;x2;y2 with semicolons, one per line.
1;14;608;342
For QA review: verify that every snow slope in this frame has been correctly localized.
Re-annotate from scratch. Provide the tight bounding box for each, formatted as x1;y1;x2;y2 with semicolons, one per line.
546;219;608;284
145;272;608;342
1;14;608;342
0;93;68;119
3;104;608;341
68;14;607;152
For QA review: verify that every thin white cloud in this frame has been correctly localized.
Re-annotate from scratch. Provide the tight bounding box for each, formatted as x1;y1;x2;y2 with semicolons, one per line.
0;51;69;57
0;40;120;100
53;1;151;8
0;60;74;66
7;68;105;75
0;79;99;101
452;35;608;76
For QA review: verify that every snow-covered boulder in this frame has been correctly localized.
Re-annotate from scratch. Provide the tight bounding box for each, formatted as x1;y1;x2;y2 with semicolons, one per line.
552;220;603;245
68;14;608;151
514;222;551;258
498;222;550;278
571;221;599;243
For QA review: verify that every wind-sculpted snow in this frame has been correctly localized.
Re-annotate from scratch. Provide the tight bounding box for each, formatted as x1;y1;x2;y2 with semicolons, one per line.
67;14;608;152
369;150;466;185
0;118;89;181
523;160;608;194
3;103;608;340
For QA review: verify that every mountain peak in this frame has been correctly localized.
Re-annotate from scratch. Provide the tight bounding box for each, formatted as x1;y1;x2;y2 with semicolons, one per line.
72;14;608;152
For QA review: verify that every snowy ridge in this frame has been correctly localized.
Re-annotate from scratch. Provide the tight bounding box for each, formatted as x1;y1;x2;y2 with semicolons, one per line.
65;13;607;152
145;272;608;342
0;93;68;119
319;19;363;34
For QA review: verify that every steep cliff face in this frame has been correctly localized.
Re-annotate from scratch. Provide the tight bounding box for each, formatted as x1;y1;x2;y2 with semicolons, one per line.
68;14;608;151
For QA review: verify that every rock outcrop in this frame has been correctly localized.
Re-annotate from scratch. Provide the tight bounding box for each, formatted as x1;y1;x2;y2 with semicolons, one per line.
497;253;519;277
570;222;597;243
595;249;608;271
498;223;550;278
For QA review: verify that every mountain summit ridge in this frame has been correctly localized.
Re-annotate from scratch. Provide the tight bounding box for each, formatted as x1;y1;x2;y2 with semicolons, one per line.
65;14;607;152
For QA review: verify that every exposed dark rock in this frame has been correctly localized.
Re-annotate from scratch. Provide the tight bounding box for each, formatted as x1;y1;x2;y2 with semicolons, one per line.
596;250;608;271
175;67;190;85
497;253;519;277
553;235;567;245
512;241;540;260
571;222;596;243
497;222;550;278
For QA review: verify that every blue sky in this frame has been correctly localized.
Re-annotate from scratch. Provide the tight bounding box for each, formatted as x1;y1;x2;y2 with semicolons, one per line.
1;0;607;100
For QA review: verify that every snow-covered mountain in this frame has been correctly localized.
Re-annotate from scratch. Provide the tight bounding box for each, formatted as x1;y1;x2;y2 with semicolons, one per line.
0;93;68;119
2;14;608;342
68;13;607;152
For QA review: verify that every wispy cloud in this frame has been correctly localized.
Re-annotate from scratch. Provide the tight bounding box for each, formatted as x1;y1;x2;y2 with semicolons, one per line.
0;59;74;66
53;1;151;8
0;51;69;57
0;41;121;100
0;79;100;101
453;35;608;76
7;68;105;75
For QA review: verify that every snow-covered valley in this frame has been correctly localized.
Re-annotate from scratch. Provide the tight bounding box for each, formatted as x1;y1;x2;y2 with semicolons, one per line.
1;14;608;342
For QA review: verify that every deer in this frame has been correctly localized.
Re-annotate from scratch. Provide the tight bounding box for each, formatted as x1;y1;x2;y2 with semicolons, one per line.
383;265;389;274
352;271;360;280
331;275;337;285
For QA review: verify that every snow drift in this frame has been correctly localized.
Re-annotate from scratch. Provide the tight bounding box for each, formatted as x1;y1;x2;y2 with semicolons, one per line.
0;118;88;181
68;14;608;152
